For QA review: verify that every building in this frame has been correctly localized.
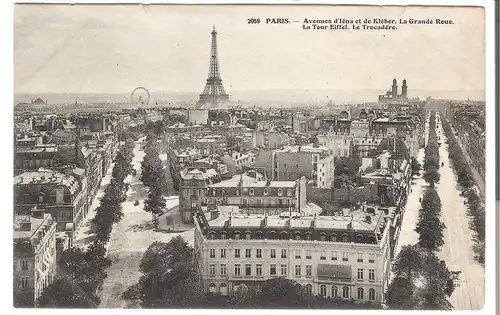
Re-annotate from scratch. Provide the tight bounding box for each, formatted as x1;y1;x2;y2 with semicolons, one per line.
316;154;334;189
14;209;57;307
206;174;307;215
317;132;353;158
193;205;392;304
179;167;220;223
14;169;88;245
378;79;408;103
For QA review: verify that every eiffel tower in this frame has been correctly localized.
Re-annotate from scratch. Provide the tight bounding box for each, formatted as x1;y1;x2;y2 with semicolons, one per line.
196;26;230;109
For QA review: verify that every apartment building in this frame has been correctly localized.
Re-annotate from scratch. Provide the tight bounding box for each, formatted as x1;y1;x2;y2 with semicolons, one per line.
194;205;392;304
206;174;307;215
14;209;57;307
14;169;87;246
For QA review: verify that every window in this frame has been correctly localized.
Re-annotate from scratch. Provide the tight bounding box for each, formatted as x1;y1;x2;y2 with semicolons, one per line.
191;200;197;208
264;188;269;196
357;288;364;300
256;249;262;258
269;231;277;239
287;189;292;196
278;189;283;196
246;249;251;258
320;251;326;260
281;249;287;258
209;264;216;276
270;264;277;276
21;277;28;289
342;286;350;299
236;189;240;196
234;232;241;240
306;250;312;259
342;234;348;242
235;249;240;258
295;265;301;277
305;284;312;297
245;232;251;240
256;264;262;276
320;284;327;297
369;269;375;281
281;264;287;276
320;234;326;241
209;233;216;240
245;264;252;276
209;283;217;293
306;265;312;277
331;234;337;242
295;234;301;240
21;260;28;271
295;249;301;259
357;268;364;280
332;286;338;297
343;252;349;261
220;264;227;275
220;249;226;258
270;249;276;258
369;288;376;301
209;249;215;258
250;188;254;196
331;251;338;261
305;234;312;241
357;253;363;263
369;253;375;263
234;264;241;276
221;232;227;240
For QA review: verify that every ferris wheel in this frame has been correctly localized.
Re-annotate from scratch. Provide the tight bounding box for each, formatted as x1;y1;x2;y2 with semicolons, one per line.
131;87;151;105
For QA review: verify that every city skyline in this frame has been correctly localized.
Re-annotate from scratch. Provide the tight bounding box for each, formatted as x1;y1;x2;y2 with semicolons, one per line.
15;5;485;98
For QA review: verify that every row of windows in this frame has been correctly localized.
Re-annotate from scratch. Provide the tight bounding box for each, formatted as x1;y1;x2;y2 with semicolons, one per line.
208;263;375;280
207;230;376;243
213;188;294;197
305;285;376;301
209;248;376;263
206;282;376;301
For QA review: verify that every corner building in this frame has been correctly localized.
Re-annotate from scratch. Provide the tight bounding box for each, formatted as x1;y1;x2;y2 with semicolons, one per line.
194;205;392;304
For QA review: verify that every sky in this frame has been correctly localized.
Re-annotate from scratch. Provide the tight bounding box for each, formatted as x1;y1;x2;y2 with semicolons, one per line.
14;5;485;95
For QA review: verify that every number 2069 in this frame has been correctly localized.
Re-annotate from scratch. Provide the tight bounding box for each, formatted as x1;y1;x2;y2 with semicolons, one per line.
247;18;260;24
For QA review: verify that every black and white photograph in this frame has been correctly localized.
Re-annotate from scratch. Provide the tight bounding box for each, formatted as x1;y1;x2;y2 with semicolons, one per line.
9;2;495;312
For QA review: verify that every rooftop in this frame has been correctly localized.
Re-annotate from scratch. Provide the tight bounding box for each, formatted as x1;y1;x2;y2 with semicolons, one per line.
209;174;297;188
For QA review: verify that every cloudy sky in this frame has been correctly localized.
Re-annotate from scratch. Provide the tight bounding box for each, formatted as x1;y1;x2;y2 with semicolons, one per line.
14;5;485;94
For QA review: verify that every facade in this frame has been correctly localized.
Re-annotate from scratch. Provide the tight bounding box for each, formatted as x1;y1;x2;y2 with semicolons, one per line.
206;174;307;214
316;154;334;189
179;168;220;223
317;132;352;158
14;210;57;307
194;205;392;304
14;169;87;245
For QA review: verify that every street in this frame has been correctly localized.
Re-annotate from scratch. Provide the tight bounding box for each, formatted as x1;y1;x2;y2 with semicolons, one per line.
447;121;485;197
435;120;485;310
394;113;484;310
75;139;193;308
394;113;430;255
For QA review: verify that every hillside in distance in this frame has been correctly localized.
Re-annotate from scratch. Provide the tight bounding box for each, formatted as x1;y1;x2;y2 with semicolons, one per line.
14;89;485;107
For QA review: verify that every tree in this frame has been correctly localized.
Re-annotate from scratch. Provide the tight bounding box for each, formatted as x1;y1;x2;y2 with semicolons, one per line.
386;277;419;309
415;213;446;252
423;166;440;188
420;188;442;216
128;237;205;308
411;157;422;177
143;185;166;224
392;245;425;280
37;277;98;308
258;277;307;308
419;252;454;310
